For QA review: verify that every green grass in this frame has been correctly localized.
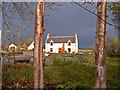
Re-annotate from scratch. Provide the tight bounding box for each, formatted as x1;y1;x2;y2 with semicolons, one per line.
106;57;119;88
3;67;33;81
2;56;119;88
44;65;95;88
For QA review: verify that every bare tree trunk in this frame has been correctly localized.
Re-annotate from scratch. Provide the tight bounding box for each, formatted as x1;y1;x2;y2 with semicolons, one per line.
0;29;2;89
95;0;107;88
39;1;45;89
34;1;45;89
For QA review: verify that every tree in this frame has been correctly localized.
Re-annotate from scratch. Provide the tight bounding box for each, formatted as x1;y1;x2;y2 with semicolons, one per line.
95;0;107;88
2;2;36;50
2;2;62;89
16;31;22;45
106;35;119;57
34;1;45;89
107;2;120;23
3;31;12;51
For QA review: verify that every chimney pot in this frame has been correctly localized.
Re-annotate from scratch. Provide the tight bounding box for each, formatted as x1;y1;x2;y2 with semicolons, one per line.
47;33;50;39
75;33;77;38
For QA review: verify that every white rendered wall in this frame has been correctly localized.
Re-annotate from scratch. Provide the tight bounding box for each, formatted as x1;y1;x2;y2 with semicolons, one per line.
45;43;76;53
75;37;78;53
28;41;34;50
8;44;17;51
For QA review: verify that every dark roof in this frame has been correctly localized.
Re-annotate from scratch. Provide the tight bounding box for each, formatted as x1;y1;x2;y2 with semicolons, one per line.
46;36;75;43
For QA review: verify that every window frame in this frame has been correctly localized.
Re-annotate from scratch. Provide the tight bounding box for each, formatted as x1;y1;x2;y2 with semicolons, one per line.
68;40;71;46
68;48;71;53
50;40;53;46
50;48;53;53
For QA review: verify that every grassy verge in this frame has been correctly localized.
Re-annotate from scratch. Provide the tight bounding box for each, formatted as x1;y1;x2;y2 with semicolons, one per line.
44;65;95;88
2;56;119;88
106;57;119;88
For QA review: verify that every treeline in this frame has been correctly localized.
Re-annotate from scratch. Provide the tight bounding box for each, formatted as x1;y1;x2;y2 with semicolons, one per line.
106;35;120;57
92;35;119;57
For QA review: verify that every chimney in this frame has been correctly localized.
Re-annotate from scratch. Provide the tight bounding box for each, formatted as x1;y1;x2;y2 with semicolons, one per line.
47;33;50;39
75;33;77;38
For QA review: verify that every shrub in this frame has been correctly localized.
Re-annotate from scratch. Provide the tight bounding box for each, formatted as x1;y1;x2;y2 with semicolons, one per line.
83;52;95;66
52;55;64;66
65;51;67;53
106;35;119;57
51;54;78;66
46;53;95;66
58;51;62;53
92;35;119;57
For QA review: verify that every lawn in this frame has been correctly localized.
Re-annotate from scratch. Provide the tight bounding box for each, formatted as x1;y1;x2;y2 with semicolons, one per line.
2;54;119;89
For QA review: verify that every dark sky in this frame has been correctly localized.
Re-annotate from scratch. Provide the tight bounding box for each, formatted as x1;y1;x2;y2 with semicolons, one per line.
2;2;118;49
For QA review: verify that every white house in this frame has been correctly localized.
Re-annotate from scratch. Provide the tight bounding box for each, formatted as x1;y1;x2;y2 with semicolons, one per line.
8;43;17;52
28;41;34;50
45;33;78;53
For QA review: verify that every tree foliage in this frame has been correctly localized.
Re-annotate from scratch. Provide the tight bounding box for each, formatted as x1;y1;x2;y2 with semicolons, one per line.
107;2;120;23
106;35;119;57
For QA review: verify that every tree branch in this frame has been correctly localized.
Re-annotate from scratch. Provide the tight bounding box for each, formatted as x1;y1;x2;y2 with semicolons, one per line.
73;1;120;29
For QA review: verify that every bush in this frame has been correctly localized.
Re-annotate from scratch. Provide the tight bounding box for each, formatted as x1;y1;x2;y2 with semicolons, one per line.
46;53;95;66
51;54;75;66
82;52;95;66
52;55;65;66
58;51;62;53
65;51;67;53
106;35;119;57
92;35;119;57
45;53;95;66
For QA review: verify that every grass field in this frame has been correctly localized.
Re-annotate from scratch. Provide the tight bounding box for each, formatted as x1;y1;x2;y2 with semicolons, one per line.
2;54;119;89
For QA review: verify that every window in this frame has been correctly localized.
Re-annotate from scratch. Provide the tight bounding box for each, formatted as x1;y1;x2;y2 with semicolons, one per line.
68;42;71;46
10;47;15;51
68;48;71;53
50;41;53;46
50;48;53;52
68;40;71;46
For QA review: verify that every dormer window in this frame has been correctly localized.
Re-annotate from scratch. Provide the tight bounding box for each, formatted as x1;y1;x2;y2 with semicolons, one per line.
50;40;53;46
68;40;71;46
